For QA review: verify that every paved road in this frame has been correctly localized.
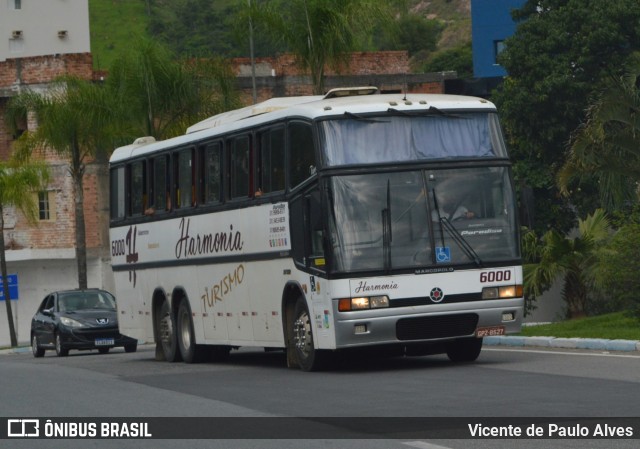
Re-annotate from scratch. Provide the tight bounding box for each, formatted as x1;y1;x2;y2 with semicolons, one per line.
1;345;639;449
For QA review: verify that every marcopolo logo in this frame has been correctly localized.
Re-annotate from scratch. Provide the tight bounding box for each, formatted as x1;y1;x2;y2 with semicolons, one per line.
7;419;40;437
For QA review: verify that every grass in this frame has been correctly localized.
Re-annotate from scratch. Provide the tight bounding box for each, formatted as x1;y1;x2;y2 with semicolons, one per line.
520;312;640;341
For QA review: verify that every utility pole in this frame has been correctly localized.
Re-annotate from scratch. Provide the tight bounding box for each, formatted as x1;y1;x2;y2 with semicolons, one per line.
249;0;257;104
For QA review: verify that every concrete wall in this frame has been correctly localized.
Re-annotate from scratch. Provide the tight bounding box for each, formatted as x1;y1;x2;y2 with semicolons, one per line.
0;0;90;62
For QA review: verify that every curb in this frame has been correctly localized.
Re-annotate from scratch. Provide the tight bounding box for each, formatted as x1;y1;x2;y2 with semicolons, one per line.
484;336;640;352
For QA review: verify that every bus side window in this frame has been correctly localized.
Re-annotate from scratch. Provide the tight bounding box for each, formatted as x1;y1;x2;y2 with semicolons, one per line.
176;148;195;208
201;142;222;204
229;135;251;199
147;155;168;214
257;127;285;195
129;160;146;216
110;166;125;220
289;122;315;188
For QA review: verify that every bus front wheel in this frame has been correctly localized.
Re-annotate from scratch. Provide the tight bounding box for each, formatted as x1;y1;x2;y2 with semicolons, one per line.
446;337;483;363
292;299;328;372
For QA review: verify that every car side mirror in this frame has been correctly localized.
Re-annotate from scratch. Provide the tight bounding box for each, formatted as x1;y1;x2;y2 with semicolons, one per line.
42;308;54;317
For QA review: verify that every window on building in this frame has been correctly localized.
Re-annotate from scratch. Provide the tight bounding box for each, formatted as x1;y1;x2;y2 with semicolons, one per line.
494;40;506;64
36;191;56;221
9;0;22;10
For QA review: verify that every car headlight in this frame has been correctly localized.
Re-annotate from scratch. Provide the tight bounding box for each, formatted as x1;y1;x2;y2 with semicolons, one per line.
60;316;85;328
338;295;390;311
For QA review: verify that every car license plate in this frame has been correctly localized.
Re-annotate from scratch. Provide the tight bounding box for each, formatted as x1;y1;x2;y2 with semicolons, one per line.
95;338;114;346
475;326;505;337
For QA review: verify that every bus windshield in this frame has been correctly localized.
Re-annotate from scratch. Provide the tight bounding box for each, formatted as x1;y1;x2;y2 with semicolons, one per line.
318;112;507;166
327;167;519;273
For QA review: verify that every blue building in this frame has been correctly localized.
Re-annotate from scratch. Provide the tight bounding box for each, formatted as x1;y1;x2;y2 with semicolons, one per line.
471;0;526;78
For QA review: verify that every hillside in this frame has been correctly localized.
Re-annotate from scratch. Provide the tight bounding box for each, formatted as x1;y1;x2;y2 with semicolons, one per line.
88;0;471;70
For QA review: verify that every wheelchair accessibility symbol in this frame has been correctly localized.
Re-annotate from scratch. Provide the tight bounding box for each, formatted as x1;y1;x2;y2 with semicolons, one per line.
436;247;451;263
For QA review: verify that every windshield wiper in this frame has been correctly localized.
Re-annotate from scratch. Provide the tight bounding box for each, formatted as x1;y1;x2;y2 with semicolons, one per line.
382;179;392;273
431;188;483;267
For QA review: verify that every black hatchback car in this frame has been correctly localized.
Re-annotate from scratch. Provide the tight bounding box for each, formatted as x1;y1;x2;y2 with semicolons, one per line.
30;289;138;357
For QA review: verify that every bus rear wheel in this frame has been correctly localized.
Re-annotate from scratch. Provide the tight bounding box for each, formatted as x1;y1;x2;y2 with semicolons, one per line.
292;299;328;372
446;337;483;363
177;300;206;363
157;300;182;362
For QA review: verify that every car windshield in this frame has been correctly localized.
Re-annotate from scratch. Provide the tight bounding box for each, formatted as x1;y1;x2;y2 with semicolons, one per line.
58;291;116;312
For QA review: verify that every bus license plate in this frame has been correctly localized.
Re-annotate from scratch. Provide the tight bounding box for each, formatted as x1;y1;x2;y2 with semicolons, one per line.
95;338;114;346
475;326;505;337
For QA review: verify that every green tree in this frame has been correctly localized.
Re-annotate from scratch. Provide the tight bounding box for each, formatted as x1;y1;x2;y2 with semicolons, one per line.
595;222;640;318
493;0;640;234
0;148;49;347
559;53;640;211
250;0;390;94
420;43;472;77
6;77;118;290
523;209;612;319
107;37;241;140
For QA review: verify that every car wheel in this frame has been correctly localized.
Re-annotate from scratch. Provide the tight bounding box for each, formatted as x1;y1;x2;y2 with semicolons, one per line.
446;337;483;363
32;335;45;358
177;300;206;363
98;347;110;354
292;298;329;371
156;300;182;362
55;333;69;357
124;343;138;353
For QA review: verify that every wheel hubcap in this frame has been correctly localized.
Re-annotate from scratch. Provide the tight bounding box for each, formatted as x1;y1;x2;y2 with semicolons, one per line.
293;312;312;356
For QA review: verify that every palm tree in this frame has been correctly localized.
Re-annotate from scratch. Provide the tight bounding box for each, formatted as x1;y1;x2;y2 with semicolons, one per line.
6;76;117;289
107;37;241;140
523;209;612;319
0;148;49;347
559;52;640;210
248;0;390;94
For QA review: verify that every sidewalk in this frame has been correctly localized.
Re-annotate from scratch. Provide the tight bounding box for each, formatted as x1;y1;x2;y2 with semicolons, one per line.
484;336;640;352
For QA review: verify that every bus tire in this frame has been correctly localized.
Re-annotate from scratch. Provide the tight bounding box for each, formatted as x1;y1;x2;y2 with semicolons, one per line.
177;300;205;363
292;298;328;371
157;300;182;363
446;337;483;363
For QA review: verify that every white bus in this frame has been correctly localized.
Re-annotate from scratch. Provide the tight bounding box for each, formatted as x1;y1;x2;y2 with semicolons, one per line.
109;87;523;371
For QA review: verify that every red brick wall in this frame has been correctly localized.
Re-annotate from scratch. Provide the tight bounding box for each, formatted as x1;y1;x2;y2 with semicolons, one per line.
0;53;93;87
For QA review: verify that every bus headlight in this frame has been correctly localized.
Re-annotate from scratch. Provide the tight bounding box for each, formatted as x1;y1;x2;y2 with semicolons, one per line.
338;295;390;311
482;285;523;300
